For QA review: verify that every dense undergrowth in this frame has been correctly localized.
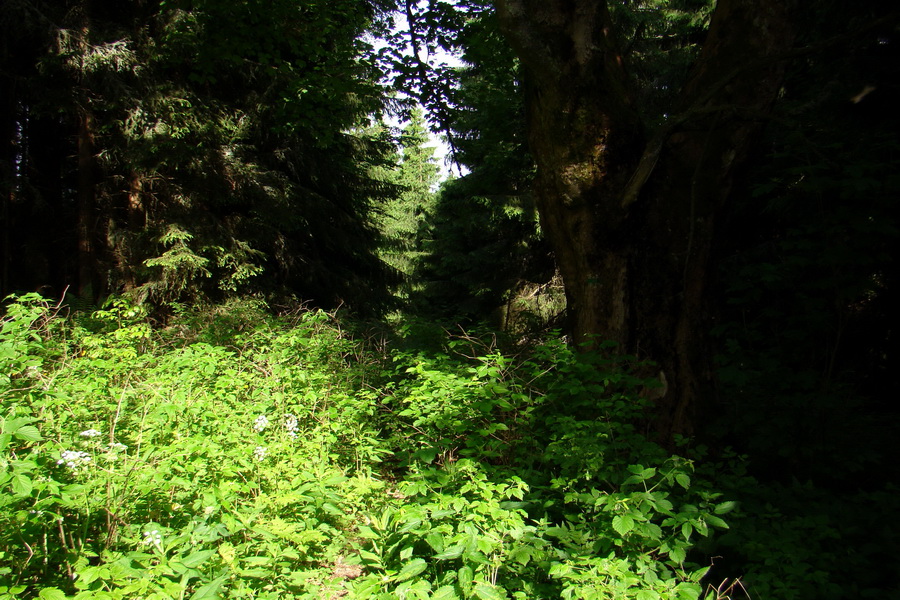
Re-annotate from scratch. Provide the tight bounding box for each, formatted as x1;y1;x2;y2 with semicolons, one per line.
2;294;895;599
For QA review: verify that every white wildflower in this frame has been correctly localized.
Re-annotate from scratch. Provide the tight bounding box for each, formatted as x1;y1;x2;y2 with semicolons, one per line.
57;450;92;471
284;414;299;438
142;529;162;548
252;415;269;432
79;429;102;438
253;446;267;461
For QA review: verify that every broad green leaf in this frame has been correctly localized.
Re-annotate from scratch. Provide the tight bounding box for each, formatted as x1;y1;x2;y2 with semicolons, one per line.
458;566;474;592
473;582;507;600
689;566;711;582
11;474;33;496
509;545;533;566
705;515;729;529
425;532;445;552
352;576;383;597
675;473;691;489
434;545;465;560
237;568;270;578
399;518;423;533
75;565;102;586
181;549;216;568
414;448;439;463
13;425;42;442
395;558;428;582
430;585;460;600
322;502;342;515
357;526;380;539
612;515;635;536
38;588;67;600
548;562;573;577
2;417;32;433
358;549;383;566
649;493;674;513
675;582;702;600
714;501;737;514
189;574;227;600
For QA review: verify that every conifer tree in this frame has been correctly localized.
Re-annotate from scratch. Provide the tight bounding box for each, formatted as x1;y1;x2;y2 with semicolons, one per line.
376;108;439;296
1;0;398;314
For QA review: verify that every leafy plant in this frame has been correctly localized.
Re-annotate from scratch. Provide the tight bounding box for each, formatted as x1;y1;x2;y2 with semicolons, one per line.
1;296;740;599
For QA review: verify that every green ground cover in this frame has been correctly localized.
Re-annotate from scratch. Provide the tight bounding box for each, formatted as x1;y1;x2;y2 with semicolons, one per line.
2;294;743;599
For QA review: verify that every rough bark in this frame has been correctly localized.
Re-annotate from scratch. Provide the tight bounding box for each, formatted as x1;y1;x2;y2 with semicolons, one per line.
496;0;644;346
496;0;795;438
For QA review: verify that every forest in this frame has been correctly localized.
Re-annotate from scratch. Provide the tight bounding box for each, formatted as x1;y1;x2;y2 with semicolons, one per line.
1;0;898;598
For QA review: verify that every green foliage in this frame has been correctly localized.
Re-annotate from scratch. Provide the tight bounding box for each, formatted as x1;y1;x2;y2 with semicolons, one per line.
609;0;715;126
710;0;900;524
0;294;392;598
3;286;895;598
355;332;733;600
1;295;737;599
405;6;557;328
0;294;55;388
374;108;441;296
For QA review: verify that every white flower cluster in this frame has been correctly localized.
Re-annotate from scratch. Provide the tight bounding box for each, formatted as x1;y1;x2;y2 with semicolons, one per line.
80;429;102;438
57;450;92;471
253;446;267;461
252;415;269;432
142;529;162;548
249;413;300;461
284;415;299;438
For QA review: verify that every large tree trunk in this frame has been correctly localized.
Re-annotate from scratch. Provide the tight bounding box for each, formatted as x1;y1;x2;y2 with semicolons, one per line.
1;80;15;297
496;0;794;439
116;171;146;291
76;108;99;299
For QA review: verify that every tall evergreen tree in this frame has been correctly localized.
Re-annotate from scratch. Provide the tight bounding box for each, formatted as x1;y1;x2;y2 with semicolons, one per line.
410;6;555;326
1;0;398;314
376;107;439;293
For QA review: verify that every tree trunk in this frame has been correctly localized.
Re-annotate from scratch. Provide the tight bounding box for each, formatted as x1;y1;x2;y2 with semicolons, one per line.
118;171;146;291
76;108;99;299
1;80;15;297
496;0;795;439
